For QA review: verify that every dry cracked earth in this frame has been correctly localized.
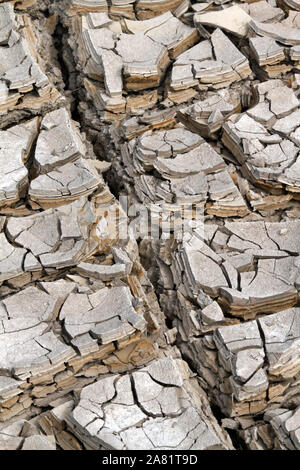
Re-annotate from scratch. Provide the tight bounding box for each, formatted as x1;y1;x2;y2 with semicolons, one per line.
0;0;300;451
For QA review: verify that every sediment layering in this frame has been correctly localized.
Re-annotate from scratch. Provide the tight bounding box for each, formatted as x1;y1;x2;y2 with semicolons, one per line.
0;0;300;450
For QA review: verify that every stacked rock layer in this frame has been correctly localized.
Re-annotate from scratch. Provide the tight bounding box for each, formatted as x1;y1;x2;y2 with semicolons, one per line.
1;0;300;451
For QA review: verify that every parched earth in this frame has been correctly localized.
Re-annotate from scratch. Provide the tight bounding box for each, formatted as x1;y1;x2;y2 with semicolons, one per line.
0;0;300;450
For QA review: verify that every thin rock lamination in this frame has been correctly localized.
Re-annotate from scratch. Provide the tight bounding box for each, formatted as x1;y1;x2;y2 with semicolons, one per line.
177;88;241;138
68;10;198;119
222;80;300;201
64;357;233;450
3;0;300;452
0;417;57;450
0;107;103;212
121;126;249;219
0;197;98;287
0;85;161;427
171;220;300;322
193;6;300;79
194;309;300;417
0;3;62;128
239;406;300;450
170;28;251;94
28;108;103;209
148;218;300;418
65;0;187;19
0;279;153;423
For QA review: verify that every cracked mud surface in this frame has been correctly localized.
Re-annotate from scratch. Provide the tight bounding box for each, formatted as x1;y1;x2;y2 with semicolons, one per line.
0;0;300;451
